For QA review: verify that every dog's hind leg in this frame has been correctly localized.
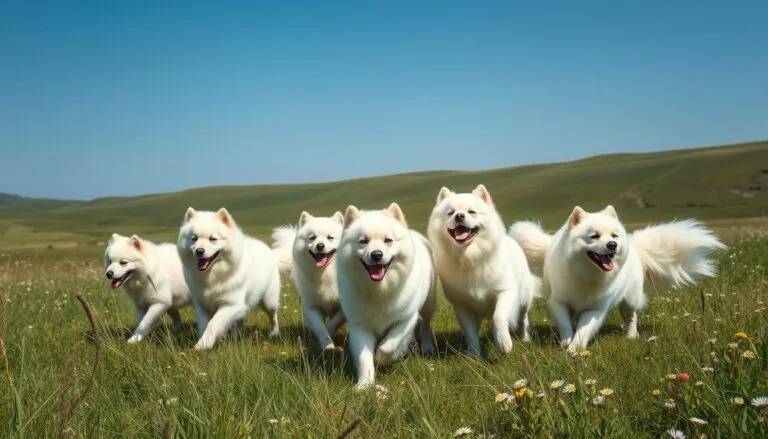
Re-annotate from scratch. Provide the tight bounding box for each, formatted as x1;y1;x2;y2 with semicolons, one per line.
517;307;531;343
325;308;346;337
619;301;639;338
168;308;182;334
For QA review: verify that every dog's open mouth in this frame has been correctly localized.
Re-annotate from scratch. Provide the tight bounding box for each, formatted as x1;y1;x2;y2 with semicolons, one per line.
196;251;220;272
110;271;133;288
448;225;480;243
587;251;615;272
361;260;391;282
309;250;336;268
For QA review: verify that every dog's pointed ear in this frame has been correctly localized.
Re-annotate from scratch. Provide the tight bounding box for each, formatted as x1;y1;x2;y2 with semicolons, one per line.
437;187;454;203
184;207;197;223
216;208;234;228
344;205;361;228
331;211;344;224
602;205;618;218
384;202;407;225
129;234;143;252
109;233;120;243
298;211;313;227
569;206;587;228
472;184;493;205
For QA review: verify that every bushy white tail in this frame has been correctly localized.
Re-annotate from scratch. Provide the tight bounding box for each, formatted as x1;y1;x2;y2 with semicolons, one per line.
270;225;297;280
631;219;726;293
508;221;552;275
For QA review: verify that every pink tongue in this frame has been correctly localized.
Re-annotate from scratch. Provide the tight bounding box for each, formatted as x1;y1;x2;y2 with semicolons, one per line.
599;255;614;271
111;279;123;288
314;255;329;267
454;229;470;240
368;264;387;281
197;258;211;271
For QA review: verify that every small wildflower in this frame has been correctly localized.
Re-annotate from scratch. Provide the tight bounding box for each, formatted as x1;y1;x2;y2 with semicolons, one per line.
599;388;614;397
733;397;745;407
579;349;591;357
647;335;658;342
695;381;704;387
550;379;564;390
689;417;707;425
735;331;749;340
268;419;279;426
584;378;597;386
652;388;662;396
678;373;690;382
664;398;677;409
514;387;529;399
592;395;605;405
702;366;714;372
751;396;768;408
562;384;576;394
666;429;685;439
513;378;527;390
454;426;473;437
665;373;678;380
375;384;389;400
535;391;546;398
727;342;738;350
495;392;510;403
707;338;717;345
742;350;756;359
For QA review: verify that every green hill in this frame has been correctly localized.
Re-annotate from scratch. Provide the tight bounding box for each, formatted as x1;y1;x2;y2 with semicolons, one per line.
2;140;768;248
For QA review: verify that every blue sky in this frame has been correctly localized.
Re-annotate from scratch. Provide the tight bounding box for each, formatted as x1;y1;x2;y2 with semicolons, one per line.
2;1;767;200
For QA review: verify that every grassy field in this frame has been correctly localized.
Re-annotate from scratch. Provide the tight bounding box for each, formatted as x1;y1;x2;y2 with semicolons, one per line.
1;226;767;438
1;141;768;437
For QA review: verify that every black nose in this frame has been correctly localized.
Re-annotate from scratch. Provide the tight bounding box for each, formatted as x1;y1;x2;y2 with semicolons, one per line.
454;212;465;222
371;250;383;262
316;242;325;252
195;248;205;257
606;241;617;251
106;270;114;279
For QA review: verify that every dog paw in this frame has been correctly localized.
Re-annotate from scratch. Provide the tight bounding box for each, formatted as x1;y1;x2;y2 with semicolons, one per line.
625;330;639;339
127;335;143;344
559;337;572;348
354;380;374;391
268;329;281;339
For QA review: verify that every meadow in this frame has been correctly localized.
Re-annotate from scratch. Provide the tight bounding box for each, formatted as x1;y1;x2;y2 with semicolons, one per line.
2;141;768;438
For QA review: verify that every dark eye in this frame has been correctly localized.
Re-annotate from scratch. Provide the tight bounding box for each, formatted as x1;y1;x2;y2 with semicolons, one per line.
210;236;218;242
447;209;455;217
119;260;128;266
359;237;369;245
308;234;316;241
384;238;393;244
191;234;198;242
589;233;600;240
468;209;477;215
611;233;618;238
327;235;334;241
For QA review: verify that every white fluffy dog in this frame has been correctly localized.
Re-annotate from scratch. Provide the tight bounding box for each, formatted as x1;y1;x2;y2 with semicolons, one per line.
271;211;347;350
177;207;281;350
427;184;540;356
509;205;726;353
337;203;436;389
104;233;191;343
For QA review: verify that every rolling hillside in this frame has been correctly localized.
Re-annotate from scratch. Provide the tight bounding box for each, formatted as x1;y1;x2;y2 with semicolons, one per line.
2;140;768;248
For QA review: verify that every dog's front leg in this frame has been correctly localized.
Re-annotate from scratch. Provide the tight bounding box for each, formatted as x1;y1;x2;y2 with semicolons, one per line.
568;307;610;354
375;312;419;364
548;299;573;347
302;304;336;350
492;289;521;354
194;304;247;350
325;308;347;338
452;304;482;356
128;303;169;343
348;327;377;390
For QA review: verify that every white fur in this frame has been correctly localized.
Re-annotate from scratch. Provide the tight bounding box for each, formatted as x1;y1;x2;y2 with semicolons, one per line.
104;233;192;343
427;185;540;356
270;211;347;350
177;207;281;350
337;203;436;390
507;220;551;277
509;206;726;353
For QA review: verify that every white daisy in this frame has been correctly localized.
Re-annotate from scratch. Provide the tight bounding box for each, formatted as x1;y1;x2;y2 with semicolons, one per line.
689;417;707;425
751;396;768;408
666;429;685;438
454;426;473;437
